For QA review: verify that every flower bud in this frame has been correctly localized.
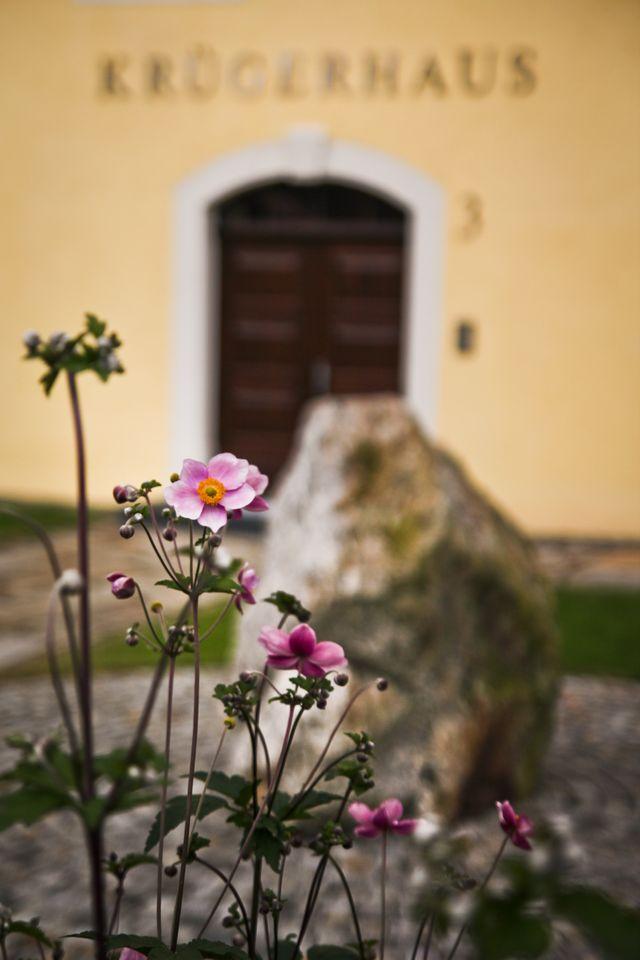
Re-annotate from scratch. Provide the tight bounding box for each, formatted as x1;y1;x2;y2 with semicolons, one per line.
224;717;236;730
232;934;245;948
125;633;139;647
113;485;128;504
106;572;136;599
150;601;163;613
22;330;40;351
162;525;177;541
48;331;69;353
222;917;234;929
170;472;180;483
133;512;144;523
164;864;178;878
210;532;223;548
57;569;84;595
335;672;349;686
97;335;111;351
119;524;135;539
376;677;389;691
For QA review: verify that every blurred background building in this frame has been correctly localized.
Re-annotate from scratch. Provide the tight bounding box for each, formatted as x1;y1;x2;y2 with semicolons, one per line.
1;0;639;537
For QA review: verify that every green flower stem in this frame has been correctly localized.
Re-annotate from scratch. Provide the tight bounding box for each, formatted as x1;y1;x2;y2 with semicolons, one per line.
328;853;366;959
44;587;81;758
156;654;176;941
108;878;125;935
198;594;235;644
445;833;510;960
140;523;181;586
66;370;107;960
298;681;378;795
143;492;177;575
282;748;358;819
194;856;251;943
380;832;388;960
192;725;228;826
170;593;201;950
135;584;166;651
197;704;298;938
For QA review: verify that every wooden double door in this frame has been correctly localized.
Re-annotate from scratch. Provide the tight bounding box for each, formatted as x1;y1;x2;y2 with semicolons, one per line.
216;183;406;482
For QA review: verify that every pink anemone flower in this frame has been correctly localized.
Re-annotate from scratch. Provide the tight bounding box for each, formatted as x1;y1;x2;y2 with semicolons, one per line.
349;799;418;839
164;455;256;532
120;950;146;960
258;623;346;677
496;800;534;850
234;564;260;612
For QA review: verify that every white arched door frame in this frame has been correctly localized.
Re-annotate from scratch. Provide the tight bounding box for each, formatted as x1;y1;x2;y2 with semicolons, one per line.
171;126;445;467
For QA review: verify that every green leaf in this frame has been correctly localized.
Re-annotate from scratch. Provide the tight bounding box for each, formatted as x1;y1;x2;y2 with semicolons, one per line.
275;940;302;960
40;368;60;396
68;933;164;951
272;790;340;820
197;771;254;807
156;575;190;593
554;887;640;959
86;314;107;338
7;921;52;946
144;794;227;852
187;940;250;959
0;786;68;830
265;591;311;622
307;947;360;960
251;825;283;871
469;897;552;959
120;852;159;872
197;573;239;596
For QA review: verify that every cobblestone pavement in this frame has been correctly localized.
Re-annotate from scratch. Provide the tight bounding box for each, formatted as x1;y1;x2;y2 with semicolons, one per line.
0;673;638;958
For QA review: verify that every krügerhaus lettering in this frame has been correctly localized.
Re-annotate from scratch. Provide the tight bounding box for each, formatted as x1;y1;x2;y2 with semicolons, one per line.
99;47;537;99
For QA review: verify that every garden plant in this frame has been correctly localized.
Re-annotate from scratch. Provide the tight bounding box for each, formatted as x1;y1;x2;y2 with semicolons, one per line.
1;317;638;960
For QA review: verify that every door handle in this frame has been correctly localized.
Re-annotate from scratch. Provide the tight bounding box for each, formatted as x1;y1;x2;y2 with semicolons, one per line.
310;358;331;395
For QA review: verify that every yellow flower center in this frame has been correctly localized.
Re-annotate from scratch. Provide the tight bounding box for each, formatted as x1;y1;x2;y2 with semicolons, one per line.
197;477;226;506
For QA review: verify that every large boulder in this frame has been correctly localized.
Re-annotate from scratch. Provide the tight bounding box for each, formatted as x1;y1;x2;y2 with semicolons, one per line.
238;395;559;820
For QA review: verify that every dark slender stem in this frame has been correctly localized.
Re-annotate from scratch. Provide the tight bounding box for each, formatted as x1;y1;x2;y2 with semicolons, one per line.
422;913;436;960
194;857;251;942
266;707;304;814
141;523;181;585
171;594;201;949
262;905;272;959
66;372;107;960
298;682;377;794
44;589;81;757
249;857;263;957
136;585;166;650
328;854;366;958
282;749;357;819
108;880;125;935
0;506;83;726
143;493;177;575
410;912;431;960
199;594;235;644
0;938;9;960
380;832;388;960
273;854;286;960
445;834;510;960
156;655;176;940
293;787;353;954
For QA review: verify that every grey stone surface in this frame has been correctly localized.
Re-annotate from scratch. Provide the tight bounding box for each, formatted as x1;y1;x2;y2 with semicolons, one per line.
239;395;559;819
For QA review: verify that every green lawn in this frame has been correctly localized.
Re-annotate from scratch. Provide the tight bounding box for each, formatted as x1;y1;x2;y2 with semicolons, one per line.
0;499;110;542
555;585;640;681
5;600;238;679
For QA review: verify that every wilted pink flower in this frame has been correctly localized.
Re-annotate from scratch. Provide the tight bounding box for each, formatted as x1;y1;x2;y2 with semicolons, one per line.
107;572;135;599
349;799;418;839
164;455;256;532
258;623;346;677
234;564;259;612
496;800;534;850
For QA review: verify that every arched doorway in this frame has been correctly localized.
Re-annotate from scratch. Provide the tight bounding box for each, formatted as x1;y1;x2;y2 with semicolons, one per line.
214;181;406;480
171;129;444;474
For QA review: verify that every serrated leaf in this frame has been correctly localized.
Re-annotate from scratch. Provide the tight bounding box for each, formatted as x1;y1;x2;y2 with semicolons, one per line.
197;574;239;596
307;947;360;960
0;786;69;831
86;314;107;338
156;574;190;593
7;921;52;946
251;826;283;871
196;771;254;807
144;794;227;852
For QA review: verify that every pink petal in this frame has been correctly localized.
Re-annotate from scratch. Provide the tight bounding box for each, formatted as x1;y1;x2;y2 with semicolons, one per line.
246;495;269;513
197;504;227;532
354;824;380;839
207;453;249;489
308;640;347;669
392;818;418;835
121;950;147;960
349;802;374;825
247;464;268;495
107;572;127;582
517;815;534;837
165;481;204;520
373;798;403;829
300;660;326;678
258;627;293;657
179;459;208;487
512;832;532;851
266;654;299;670
288;624;317;657
496;800;518;832
221;483;256;510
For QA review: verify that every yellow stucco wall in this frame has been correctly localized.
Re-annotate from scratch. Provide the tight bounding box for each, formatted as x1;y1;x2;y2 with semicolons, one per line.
1;0;639;537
